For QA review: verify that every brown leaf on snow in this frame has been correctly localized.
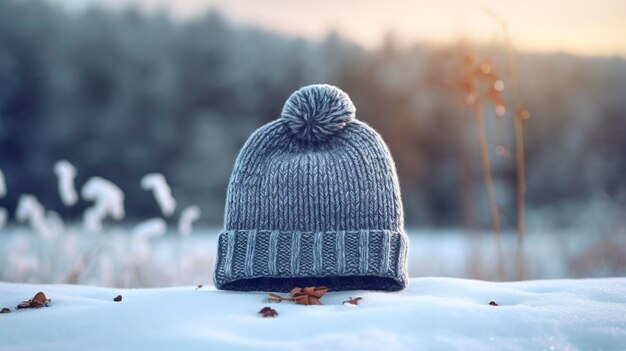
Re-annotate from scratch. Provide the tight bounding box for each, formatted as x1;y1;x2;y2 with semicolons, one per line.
1;307;10;314
17;292;50;309
113;295;123;302
304;286;328;298
32;292;47;305
258;306;278;317
489;301;498;306
290;287;302;296
268;286;329;305
290;286;327;305
292;292;321;305
343;297;363;305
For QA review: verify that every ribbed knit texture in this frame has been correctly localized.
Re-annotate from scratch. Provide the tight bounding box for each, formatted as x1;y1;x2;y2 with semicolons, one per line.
213;84;409;292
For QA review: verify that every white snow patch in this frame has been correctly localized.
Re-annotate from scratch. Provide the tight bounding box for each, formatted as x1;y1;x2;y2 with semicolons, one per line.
54;160;79;206
141;173;176;217
0;278;624;350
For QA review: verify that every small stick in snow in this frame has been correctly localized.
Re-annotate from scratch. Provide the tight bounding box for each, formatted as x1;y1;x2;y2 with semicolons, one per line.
267;293;285;303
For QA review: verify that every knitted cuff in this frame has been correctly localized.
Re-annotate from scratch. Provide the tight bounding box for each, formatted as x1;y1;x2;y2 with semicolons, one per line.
213;229;409;292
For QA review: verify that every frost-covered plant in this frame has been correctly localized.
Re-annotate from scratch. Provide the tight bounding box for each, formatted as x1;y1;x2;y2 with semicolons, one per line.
141;173;176;217
1;162;208;287
0;207;7;229
54;160;78;207
0;168;6;229
130;218;167;261
81;177;125;232
0;168;6;198
15;195;60;240
178;205;201;237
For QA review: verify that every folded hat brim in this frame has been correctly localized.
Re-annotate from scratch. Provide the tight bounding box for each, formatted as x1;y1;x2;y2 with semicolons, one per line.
213;229;409;292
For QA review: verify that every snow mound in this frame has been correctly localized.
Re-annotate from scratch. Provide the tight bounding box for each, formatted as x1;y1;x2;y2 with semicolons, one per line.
1;277;624;350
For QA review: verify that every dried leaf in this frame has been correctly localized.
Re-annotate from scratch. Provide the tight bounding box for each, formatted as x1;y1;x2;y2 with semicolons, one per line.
113;295;123;302
292;292;310;305
308;296;321;305
32;292;47;305
16;292;50;309
258;306;278;318
269;286;329;306
267;293;284;303
289;287;302;296
1;308;10;314
310;286;328;298
343;297;363;305
16;302;31;309
292;292;321;305
489;301;498;306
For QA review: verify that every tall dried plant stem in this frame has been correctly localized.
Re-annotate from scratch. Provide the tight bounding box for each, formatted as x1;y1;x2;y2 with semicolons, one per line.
503;23;526;281
513;112;525;279
482;6;526;280
474;102;505;279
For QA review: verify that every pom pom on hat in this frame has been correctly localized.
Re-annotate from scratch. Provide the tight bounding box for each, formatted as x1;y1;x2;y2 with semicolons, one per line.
281;84;356;143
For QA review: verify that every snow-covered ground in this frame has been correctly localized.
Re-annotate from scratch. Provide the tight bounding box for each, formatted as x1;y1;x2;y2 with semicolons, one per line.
1;277;625;350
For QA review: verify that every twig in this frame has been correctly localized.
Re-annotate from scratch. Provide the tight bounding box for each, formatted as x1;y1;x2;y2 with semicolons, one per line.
483;6;527;280
474;102;505;279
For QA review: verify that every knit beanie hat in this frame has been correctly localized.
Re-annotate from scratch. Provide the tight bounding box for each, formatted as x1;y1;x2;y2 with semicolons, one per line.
213;84;408;292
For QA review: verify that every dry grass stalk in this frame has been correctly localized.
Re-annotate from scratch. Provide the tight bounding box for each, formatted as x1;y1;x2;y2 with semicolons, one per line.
482;6;528;279
458;51;507;279
474;102;506;279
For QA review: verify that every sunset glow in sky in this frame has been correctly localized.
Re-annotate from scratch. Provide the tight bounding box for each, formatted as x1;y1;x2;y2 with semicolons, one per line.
50;0;626;57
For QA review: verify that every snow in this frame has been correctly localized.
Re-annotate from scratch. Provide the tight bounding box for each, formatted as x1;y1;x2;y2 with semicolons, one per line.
140;173;176;217
178;205;201;236
54;160;79;207
81;177;125;232
0;278;624;350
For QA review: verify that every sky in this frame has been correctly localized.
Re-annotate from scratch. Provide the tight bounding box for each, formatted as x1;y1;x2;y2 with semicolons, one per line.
46;0;626;57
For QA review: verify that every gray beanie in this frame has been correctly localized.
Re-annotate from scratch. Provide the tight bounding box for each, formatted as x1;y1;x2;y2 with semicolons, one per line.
213;84;409;292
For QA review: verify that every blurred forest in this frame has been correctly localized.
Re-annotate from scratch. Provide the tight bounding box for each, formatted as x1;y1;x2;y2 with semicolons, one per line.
1;0;625;229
